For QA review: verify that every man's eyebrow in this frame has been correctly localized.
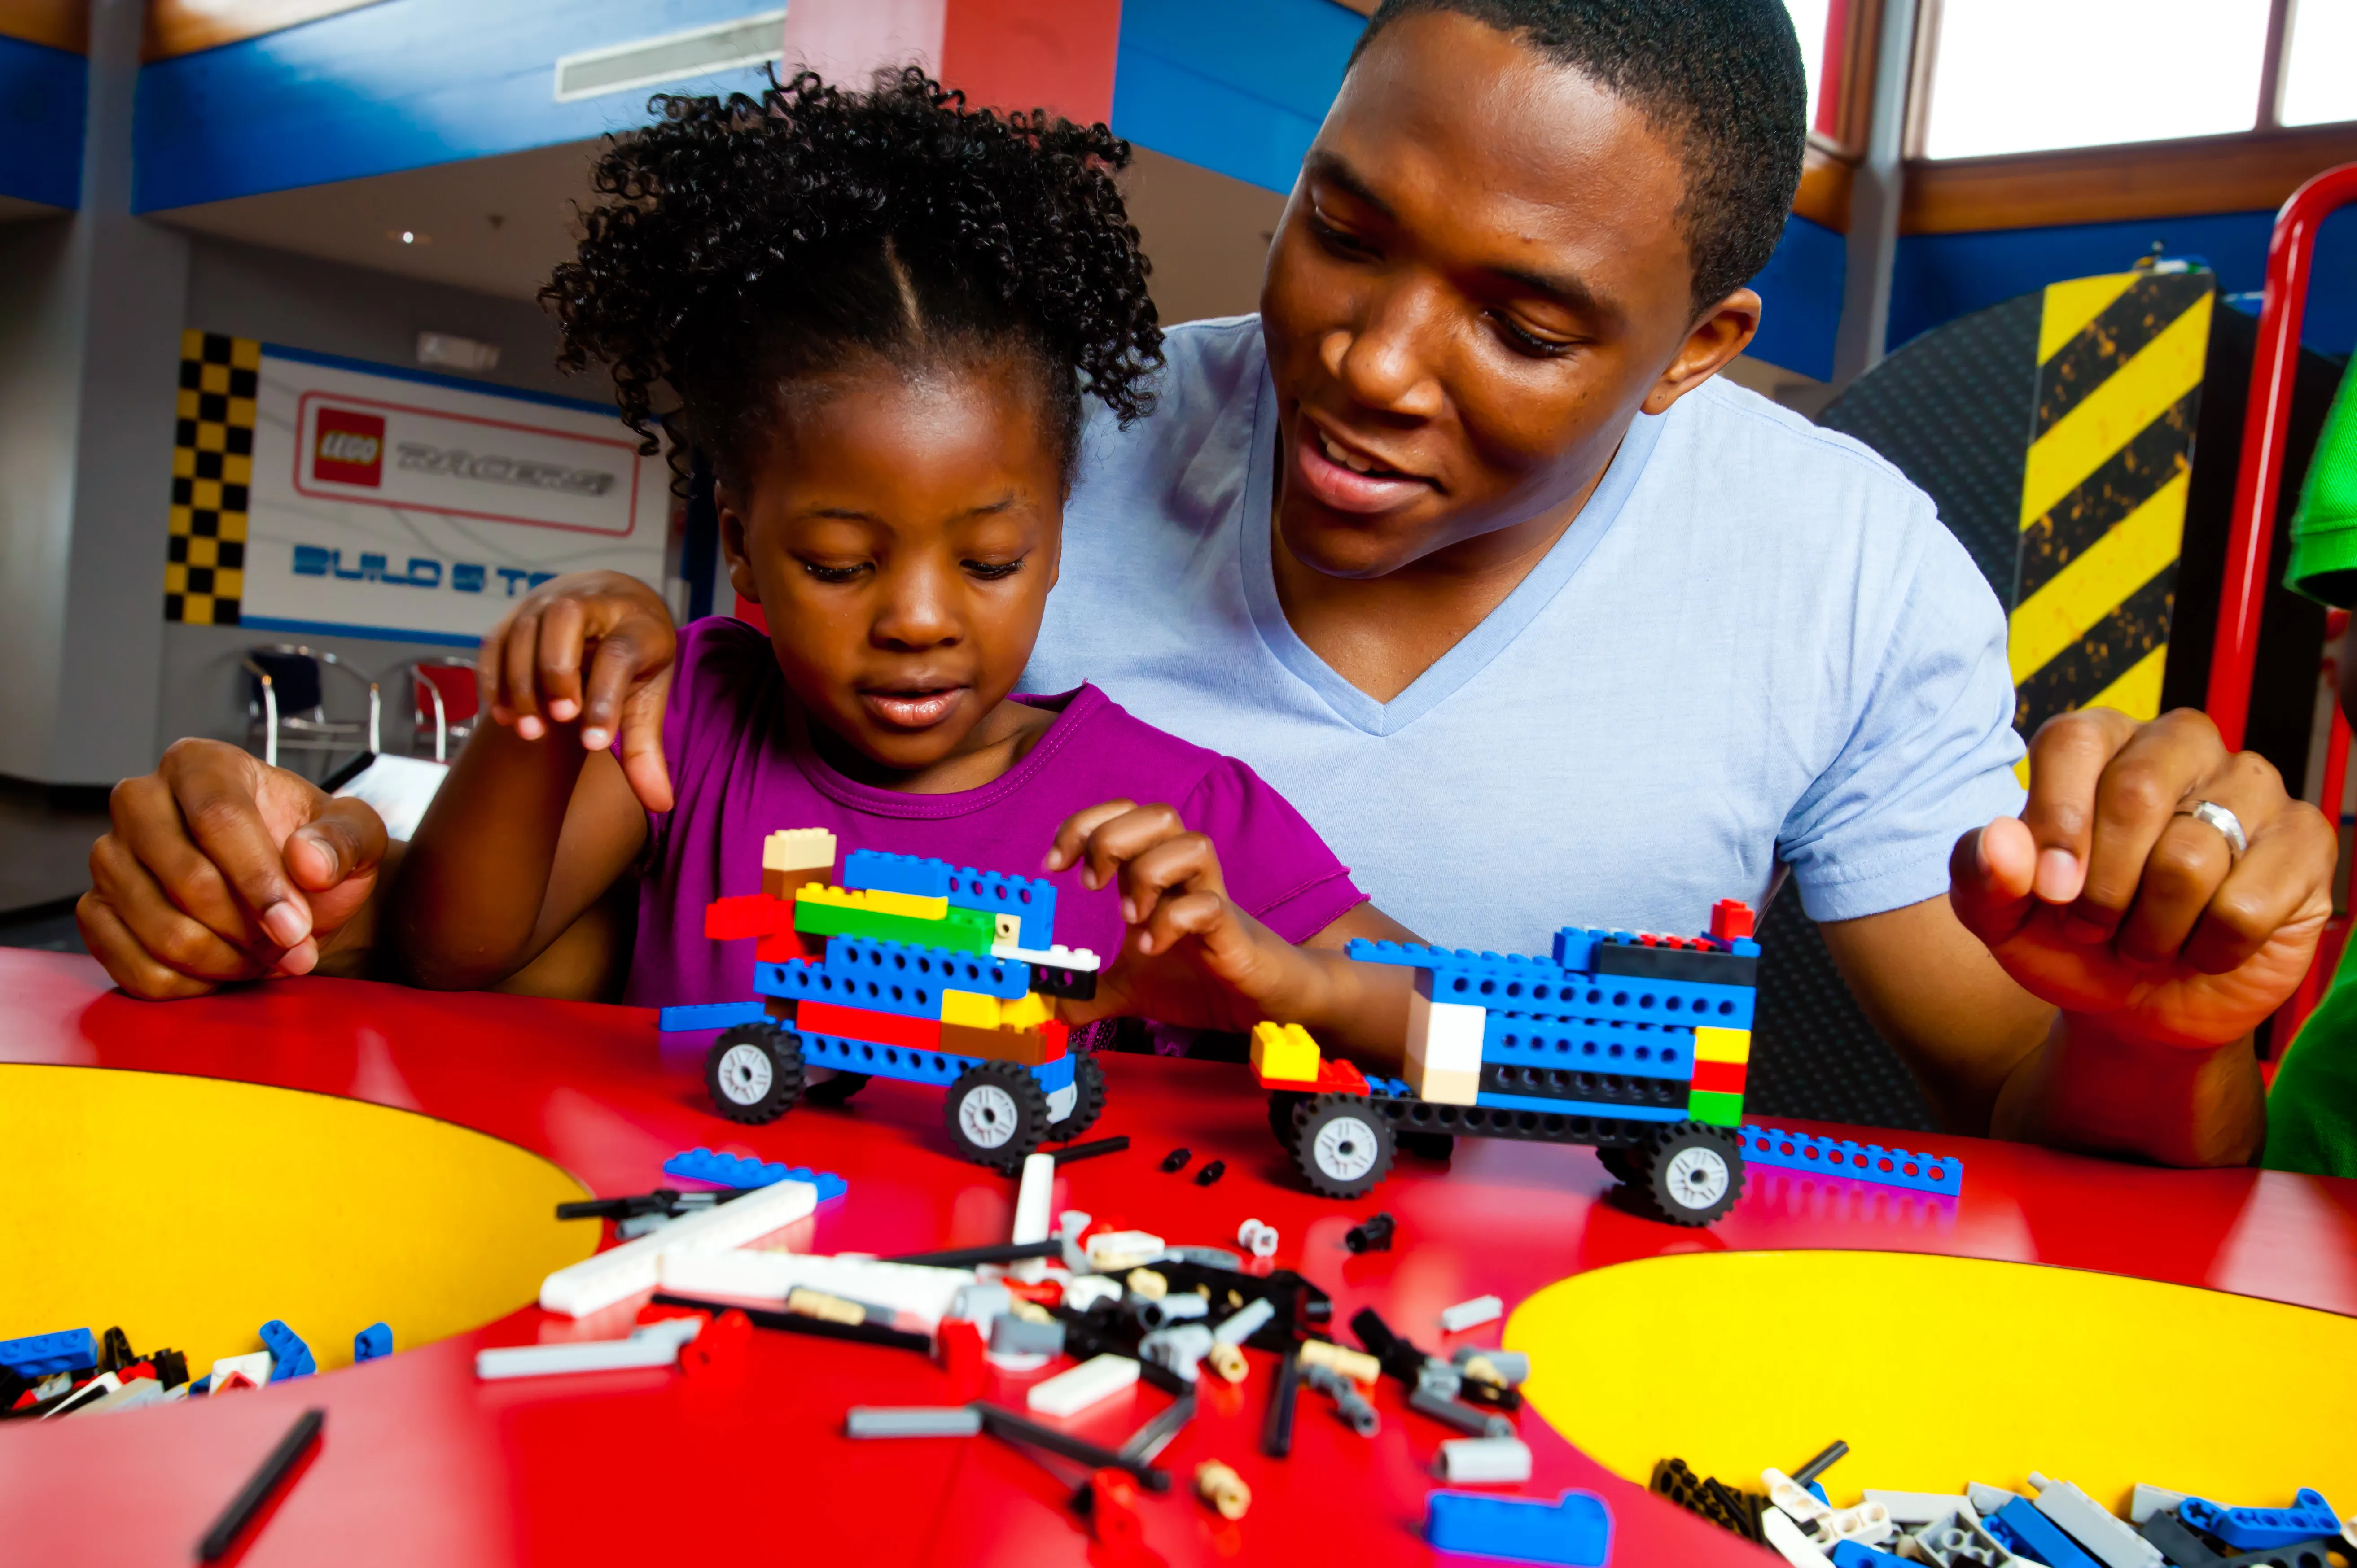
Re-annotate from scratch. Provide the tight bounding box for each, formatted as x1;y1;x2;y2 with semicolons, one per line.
1486;262;1616;323
1303;150;1395;222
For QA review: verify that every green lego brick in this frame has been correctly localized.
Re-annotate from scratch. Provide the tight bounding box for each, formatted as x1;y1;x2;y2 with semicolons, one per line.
793;898;996;953
1686;1090;1744;1127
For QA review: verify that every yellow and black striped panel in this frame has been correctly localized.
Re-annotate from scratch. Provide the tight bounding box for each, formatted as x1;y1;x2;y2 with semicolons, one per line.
163;330;260;627
2008;272;2214;747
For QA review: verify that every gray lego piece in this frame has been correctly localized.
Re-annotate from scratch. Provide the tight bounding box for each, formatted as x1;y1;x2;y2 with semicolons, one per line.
1968;1485;2026;1517
2026;1474;2164;1568
1912;1508;2018;1568
1164;1246;1244;1268
989;1315;1065;1356
1139;1323;1214;1381
1866;1490;1972;1528
2129;1486;2188;1526
1452;1347;1530;1385
1301;1362;1380;1436
1407;1385;1513;1439
1211;1297;1276;1347
951;1283;1013;1323
846;1406;985;1438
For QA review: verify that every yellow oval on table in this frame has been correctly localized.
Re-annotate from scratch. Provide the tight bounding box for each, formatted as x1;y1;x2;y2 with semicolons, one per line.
1508;1249;2357;1511
0;1063;595;1373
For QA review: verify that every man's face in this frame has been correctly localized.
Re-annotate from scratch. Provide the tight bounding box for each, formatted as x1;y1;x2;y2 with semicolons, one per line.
1260;9;1757;579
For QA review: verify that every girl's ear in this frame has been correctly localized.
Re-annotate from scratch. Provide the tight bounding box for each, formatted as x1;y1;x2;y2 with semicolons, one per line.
716;486;760;606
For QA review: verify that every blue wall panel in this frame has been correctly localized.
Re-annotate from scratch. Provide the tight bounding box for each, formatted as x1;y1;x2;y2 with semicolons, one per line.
1890;205;2357;360
1111;0;1360;195
134;0;788;211
0;35;86;208
1744;213;1845;382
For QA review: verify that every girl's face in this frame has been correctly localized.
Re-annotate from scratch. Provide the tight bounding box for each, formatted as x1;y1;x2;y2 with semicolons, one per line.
718;353;1064;776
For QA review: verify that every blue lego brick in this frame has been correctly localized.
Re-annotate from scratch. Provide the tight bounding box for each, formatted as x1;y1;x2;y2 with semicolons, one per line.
755;958;946;1021
1482;1013;1696;1082
1989;1499;2101;1568
797;1030;980;1087
2181;1489;2339;1551
1832;1544;1907;1568
259;1320;317;1381
1033;1053;1076;1094
842;850;1057;948
663;1148;849;1201
0;1328;96;1377
823;935;1030;1000
1365;1075;1414;1098
1475;1089;1689;1122
657;1000;770;1033
1427;1488;1613;1565
354;1323;392;1363
1737;1124;1964;1197
1355;945;1756;1030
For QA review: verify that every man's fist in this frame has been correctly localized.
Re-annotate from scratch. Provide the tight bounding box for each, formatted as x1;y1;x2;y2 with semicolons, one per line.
79;739;388;1000
1951;707;2335;1048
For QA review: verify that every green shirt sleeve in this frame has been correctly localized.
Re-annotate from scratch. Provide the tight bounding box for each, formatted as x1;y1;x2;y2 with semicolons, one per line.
2262;932;2357;1178
2286;360;2357;609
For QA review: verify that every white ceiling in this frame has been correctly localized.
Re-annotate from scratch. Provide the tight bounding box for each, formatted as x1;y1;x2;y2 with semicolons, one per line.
152;138;1292;327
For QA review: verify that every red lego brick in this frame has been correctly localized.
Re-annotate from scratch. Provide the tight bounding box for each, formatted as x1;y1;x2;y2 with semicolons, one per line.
1710;899;1756;941
1088;1468;1144;1551
795;1000;944;1053
1003;1278;1061;1306
706;893;794;942
1315;1057;1370;1096
937;1318;984;1397
754;931;814;962
683;1308;752;1380
1690;1059;1747;1096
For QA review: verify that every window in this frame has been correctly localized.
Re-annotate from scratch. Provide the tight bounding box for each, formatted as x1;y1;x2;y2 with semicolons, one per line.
1918;0;2274;160
1783;0;1857;143
2282;0;2357;129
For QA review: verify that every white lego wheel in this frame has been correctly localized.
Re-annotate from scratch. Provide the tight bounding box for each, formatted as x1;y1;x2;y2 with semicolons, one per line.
1662;1144;1731;1212
956;1083;1023;1150
713;1042;775;1107
1313;1113;1380;1182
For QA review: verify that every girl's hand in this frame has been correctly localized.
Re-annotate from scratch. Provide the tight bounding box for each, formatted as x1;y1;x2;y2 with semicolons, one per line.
481;570;678;812
1045;800;1332;1032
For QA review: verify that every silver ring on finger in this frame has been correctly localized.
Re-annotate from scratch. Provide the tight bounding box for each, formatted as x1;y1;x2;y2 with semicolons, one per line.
2176;799;2248;859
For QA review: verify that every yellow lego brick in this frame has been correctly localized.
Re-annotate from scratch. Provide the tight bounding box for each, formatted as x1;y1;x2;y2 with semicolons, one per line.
998;991;1053;1031
793;883;948;922
1249;1021;1322;1083
1695;1027;1752;1065
941;990;1001;1029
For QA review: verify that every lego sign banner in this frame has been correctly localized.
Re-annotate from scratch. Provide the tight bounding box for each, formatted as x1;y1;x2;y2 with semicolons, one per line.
233;344;665;644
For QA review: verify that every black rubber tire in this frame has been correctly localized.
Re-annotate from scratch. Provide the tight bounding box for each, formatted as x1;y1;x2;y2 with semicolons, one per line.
1267;1090;1309;1149
1290;1093;1397;1200
1620;1122;1744;1227
801;1070;870;1108
1043;1051;1107;1144
1596;1144;1638;1184
944;1060;1051;1171
705;1024;806;1125
1396;1130;1456;1162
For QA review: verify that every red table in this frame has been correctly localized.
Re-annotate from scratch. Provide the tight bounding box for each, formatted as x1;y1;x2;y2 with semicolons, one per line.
2;948;2352;1566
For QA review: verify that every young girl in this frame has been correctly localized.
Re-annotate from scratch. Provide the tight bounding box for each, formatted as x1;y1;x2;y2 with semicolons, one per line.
384;70;1414;1059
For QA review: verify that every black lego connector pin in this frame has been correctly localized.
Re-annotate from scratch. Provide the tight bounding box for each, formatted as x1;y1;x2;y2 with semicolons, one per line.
1052;1135;1129;1166
1261;1347;1301;1459
1193;1160;1227;1187
1160;1147;1191;1173
1344;1212;1395;1253
1349;1305;1427;1386
1791;1439;1849;1489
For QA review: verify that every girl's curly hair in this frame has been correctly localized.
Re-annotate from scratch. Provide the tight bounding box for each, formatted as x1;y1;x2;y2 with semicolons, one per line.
543;68;1164;495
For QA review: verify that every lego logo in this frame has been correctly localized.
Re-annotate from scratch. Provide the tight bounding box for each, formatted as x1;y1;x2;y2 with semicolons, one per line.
319;430;381;464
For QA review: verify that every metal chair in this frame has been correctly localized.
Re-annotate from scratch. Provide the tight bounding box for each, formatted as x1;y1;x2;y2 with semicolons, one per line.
244;645;380;772
402;656;481;762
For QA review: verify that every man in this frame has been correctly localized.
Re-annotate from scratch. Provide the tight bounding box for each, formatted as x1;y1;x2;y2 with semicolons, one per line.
83;0;2332;1168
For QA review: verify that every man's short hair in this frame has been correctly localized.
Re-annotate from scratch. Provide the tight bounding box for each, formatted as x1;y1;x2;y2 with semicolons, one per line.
1350;0;1807;315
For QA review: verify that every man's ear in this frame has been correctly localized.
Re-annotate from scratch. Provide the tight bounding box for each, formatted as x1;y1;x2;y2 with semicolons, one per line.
1641;287;1762;417
716;486;759;606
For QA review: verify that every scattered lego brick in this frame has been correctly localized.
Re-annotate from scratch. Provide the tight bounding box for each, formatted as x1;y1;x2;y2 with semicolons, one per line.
2025;1473;2164;1568
1250;1020;1322;1082
1426;1488;1613;1566
1028;1354;1139;1418
353;1324;392;1363
1738;1124;1964;1197
1439;1295;1503;1333
1196;1459;1251;1520
0;1328;96;1379
1989;1498;2103;1568
1236;1219;1278;1258
662;1148;848;1200
258;1322;315;1382
1194;1160;1227;1187
846;1405;984;1438
1161;1147;1192;1172
1345;1211;1396;1253
2181;1490;2341;1552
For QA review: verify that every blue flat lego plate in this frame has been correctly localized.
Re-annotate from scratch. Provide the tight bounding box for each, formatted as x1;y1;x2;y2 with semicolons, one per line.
657;1000;769;1034
663;1148;849;1201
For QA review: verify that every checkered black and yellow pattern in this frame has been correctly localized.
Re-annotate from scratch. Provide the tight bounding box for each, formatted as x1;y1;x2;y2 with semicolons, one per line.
163;330;259;626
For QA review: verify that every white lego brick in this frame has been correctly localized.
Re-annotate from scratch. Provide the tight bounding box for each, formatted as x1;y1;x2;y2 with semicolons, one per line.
1865;1490;1974;1528
1026;1353;1140;1417
2027;1475;2163;1568
1084;1229;1165;1271
538;1178;819;1318
763;828;837;873
42;1372;119;1418
1012;1152;1056;1282
1435;1437;1532;1484
991;941;1101;973
208;1352;273;1391
2128;1485;2186;1525
476;1317;702;1380
1765;1469;1833;1526
1406;987;1485;1104
1439;1295;1503;1333
1062;1274;1122;1313
1763;1507;1834;1565
83;1378;171;1416
658;1250;973;1328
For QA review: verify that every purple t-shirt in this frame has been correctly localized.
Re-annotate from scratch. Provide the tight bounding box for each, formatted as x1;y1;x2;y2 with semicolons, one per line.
623;616;1367;1010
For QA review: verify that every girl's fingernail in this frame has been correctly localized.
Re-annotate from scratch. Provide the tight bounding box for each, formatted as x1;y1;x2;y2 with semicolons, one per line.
582;728;610;750
2033;848;2082;902
518;716;543;740
1121;898;1136;924
549;699;579;721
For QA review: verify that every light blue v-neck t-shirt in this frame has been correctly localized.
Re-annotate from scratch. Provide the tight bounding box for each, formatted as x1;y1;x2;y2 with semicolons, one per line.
1022;315;2027;954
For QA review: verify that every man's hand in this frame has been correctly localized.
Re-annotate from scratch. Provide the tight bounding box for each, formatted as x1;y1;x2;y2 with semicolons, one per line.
1044;800;1332;1032
79;739;389;1000
1950;708;2335;1049
481;569;678;813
